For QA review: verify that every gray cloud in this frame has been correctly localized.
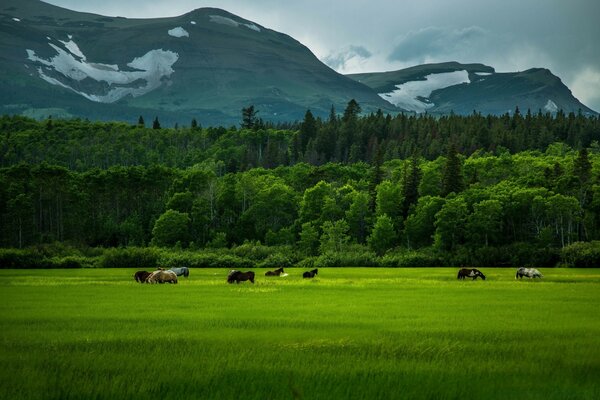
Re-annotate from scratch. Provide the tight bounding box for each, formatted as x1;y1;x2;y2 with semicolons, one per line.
323;45;372;72
388;26;488;63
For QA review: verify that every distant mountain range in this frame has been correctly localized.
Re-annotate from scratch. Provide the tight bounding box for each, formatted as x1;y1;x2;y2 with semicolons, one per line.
0;0;596;126
347;62;596;116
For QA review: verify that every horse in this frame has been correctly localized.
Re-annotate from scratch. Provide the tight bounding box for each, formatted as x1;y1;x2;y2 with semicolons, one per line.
227;270;255;284
516;267;543;279
169;267;190;277
134;270;151;283
303;269;318;278
457;268;486;280
146;269;178;284
265;267;284;276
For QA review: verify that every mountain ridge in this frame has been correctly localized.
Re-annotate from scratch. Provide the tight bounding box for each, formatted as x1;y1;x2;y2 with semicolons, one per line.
347;62;596;116
1;0;395;125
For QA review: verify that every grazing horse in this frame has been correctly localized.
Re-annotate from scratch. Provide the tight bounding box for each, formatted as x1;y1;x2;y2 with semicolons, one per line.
146;269;178;284
516;267;543;279
265;267;284;276
303;269;318;278
457;268;486;280
169;267;190;278
227;270;255;284
134;271;151;283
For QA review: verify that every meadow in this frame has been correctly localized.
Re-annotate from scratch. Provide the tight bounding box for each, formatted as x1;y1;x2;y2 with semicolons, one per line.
1;268;599;400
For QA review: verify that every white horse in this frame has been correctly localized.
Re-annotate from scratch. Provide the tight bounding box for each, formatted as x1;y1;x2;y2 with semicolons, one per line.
169;267;189;277
516;267;543;279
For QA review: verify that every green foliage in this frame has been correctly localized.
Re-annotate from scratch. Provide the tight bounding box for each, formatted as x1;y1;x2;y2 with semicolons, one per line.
99;247;159;269
151;210;191;247
368;215;397;256
319;220;350;254
561;241;600;268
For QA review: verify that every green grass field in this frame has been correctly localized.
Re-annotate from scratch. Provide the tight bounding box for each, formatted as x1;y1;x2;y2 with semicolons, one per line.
1;268;599;400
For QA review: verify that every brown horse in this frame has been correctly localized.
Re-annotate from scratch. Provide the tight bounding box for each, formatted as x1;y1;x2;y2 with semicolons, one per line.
134;271;151;283
227;270;255;284
146;269;178;284
457;268;486;280
265;267;284;276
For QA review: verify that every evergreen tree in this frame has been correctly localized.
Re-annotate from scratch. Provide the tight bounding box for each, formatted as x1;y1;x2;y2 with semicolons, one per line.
299;109;317;155
191;118;199;129
401;156;422;218
368;148;384;212
241;105;259;129
441;144;464;197
152;117;161;130
574;148;592;186
138;115;145;127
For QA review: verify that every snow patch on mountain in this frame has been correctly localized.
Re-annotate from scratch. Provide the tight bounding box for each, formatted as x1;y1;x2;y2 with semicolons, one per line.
59;37;86;60
475;72;492;76
26;39;178;103
168;27;189;38
379;70;470;113
13;18;21;22
190;21;196;25
209;15;261;32
544;99;559;113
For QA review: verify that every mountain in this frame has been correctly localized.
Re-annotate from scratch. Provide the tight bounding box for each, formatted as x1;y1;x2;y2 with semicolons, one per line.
0;0;395;125
348;62;597;116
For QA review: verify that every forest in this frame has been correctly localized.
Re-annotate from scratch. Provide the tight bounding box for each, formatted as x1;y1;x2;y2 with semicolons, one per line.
1;103;600;269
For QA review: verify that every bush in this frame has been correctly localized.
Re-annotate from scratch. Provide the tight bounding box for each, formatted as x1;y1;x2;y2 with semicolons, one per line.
257;254;294;269
561;241;600;268
380;250;445;268
158;251;256;269
314;250;378;268
0;248;44;269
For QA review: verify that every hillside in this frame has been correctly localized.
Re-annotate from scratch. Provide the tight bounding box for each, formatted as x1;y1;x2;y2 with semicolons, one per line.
0;0;395;125
348;62;597;115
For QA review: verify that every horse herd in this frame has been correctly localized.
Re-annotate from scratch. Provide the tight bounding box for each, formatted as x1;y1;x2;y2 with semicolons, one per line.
457;267;544;280
134;266;544;284
133;267;318;284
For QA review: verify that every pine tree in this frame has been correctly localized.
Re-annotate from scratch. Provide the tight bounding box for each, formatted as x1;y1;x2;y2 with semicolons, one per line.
241;105;258;129
299;109;317;154
152;117;161;130
401;155;422;218
574;148;592;185
138;115;145;127
191;118;199;129
368;148;384;212
441;144;464;197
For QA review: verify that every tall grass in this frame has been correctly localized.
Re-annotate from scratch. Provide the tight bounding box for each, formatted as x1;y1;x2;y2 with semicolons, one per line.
1;268;599;399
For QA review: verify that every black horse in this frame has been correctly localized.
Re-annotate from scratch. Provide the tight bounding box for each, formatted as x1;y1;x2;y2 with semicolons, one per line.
227;270;255;284
134;270;151;283
265;267;284;276
457;268;486;280
303;269;318;278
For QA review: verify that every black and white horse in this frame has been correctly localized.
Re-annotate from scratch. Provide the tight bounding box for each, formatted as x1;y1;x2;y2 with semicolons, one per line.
303;269;318;278
516;267;543;279
457;268;486;280
169;267;190;278
227;270;255;284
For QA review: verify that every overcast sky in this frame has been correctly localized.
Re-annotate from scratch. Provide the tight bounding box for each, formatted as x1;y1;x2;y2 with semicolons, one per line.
44;0;600;111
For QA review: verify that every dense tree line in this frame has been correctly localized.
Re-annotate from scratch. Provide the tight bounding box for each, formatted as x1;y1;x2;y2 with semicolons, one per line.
2;146;600;267
1;104;599;172
2;102;600;268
